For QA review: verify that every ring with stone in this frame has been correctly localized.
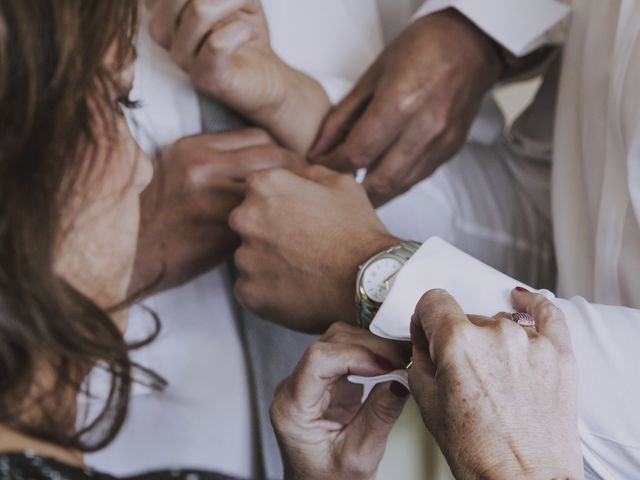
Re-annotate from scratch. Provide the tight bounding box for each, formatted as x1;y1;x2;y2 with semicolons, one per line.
511;312;536;328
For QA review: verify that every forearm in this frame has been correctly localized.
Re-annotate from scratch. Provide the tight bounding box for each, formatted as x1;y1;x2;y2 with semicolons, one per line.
373;237;640;477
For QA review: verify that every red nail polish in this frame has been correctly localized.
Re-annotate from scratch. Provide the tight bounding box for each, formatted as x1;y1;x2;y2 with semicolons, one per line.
390;382;410;398
374;356;394;372
515;286;529;293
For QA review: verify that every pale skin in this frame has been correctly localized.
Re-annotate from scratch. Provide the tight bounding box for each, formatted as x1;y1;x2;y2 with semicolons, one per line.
147;1;510;206
229;165;584;477
409;288;583;479
229;165;399;332
271;323;411;480
147;0;330;154
131;0;317;296
0;65;153;467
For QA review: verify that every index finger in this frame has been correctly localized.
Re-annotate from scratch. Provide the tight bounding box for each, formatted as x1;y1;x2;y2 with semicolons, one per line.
286;342;392;416
200;144;301;182
317;92;404;173
308;66;379;159
411;289;474;366
197;129;274;151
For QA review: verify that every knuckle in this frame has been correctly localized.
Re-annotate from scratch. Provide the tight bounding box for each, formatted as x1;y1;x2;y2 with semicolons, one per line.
396;90;423;116
228;207;247;233
439;320;471;347
536;301;564;322
247;168;279;192
416;289;449;313
366;180;395;202
232;246;250;271
205;33;225;54
306;164;329;176
326;331;353;346
388;173;411;194
337;171;358;185
323;321;352;340
172;135;194;154
333;172;359;190
234;279;264;312
185;163;209;187
442;123;466;150
346;152;371;170
304;342;329;367
338;144;373;170
532;335;556;359
190;0;211;20
423;108;449;138
245;127;273;144
269;384;291;429
493;318;526;342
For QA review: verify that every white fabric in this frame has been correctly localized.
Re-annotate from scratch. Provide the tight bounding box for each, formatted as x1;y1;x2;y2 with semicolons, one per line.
376;1;640;477
371;237;536;340
413;0;570;56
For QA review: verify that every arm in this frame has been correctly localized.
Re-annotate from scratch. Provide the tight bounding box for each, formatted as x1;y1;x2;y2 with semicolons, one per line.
414;0;570;80
375;237;640;479
148;0;330;154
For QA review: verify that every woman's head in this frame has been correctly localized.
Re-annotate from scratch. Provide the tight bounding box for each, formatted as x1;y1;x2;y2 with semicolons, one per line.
0;0;156;451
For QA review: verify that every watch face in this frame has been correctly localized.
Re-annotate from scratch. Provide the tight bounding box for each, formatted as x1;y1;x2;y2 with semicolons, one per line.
362;257;403;303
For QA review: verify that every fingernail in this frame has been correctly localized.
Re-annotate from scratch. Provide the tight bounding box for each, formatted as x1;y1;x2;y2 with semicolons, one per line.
515;286;529;293
390;382;410;398
374;356;394;372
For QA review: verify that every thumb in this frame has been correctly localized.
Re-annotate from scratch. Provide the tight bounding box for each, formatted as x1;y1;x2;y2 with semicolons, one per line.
342;382;409;466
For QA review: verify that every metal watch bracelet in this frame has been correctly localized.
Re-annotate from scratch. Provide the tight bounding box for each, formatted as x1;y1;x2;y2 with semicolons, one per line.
355;240;421;329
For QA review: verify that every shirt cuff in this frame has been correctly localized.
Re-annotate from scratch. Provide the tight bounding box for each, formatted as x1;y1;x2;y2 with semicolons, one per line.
370;237;546;340
412;0;570;57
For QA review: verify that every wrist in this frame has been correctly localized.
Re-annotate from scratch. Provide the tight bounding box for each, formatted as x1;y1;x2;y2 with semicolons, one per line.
429;8;504;87
470;456;583;480
252;61;331;154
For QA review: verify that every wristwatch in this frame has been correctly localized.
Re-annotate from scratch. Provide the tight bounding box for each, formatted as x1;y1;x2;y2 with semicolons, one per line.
355;240;421;329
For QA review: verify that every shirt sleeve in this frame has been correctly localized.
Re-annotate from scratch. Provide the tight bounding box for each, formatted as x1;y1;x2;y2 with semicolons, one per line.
371;237;640;479
412;0;571;57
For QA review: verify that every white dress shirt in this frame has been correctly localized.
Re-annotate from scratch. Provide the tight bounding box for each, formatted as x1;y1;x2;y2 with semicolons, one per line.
85;3;565;479
376;1;640;478
86;2;425;479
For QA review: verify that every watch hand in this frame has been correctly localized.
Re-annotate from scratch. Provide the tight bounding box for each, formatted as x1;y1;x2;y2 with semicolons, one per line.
383;270;400;290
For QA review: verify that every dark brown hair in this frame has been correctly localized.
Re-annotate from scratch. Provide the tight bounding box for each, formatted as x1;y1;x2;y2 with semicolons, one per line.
0;0;162;451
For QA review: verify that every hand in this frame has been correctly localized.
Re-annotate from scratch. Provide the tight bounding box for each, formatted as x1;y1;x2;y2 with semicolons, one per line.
310;9;503;205
271;322;410;480
408;289;583;480
148;0;329;152
130;129;304;295
229;165;399;332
